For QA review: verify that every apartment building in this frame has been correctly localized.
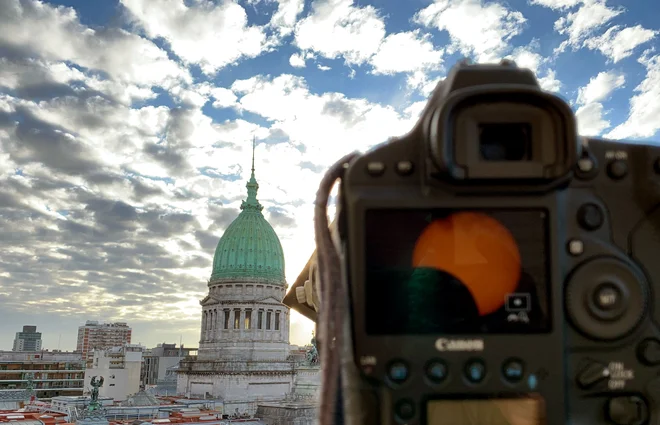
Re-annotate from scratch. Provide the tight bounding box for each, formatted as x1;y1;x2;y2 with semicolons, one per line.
12;326;42;352
76;321;132;367
141;343;197;387
0;351;84;398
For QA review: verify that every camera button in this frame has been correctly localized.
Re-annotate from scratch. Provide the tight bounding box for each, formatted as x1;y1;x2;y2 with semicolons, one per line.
578;157;595;173
396;161;414;176
502;358;525;383
575;150;598;180
588;281;628;321
366;161;385;176
606;395;648;425
464;359;486;384
577;203;604;231
593;282;624;312
425;360;448;383
394;399;416;421
607;160;628;180
567;239;584;256
637;338;660;366
387;361;409;384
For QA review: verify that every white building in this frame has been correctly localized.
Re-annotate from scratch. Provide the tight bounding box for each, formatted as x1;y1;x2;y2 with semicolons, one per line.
176;149;305;414
50;395;114;418
84;344;143;402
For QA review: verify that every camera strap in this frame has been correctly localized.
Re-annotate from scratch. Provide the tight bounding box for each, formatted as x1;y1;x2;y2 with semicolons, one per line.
314;152;360;425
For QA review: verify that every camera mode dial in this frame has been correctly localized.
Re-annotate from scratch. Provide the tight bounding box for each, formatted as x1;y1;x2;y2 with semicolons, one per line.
565;257;648;341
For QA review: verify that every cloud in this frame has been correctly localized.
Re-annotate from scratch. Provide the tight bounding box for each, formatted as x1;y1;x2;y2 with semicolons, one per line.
606;52;660;140
269;0;306;37
551;0;623;54
505;43;562;91
574;70;626;136
230;74;419;169
529;0;581;8
120;0;270;75
369;30;444;75
4;106;104;176
289;53;306;68
0;0;190;87
576;70;626;105
267;207;296;228
414;0;526;63
584;25;658;63
293;0;386;66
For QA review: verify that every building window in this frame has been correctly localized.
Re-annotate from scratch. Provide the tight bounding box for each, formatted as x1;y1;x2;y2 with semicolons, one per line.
244;310;252;329
275;312;280;331
258;311;263;329
266;311;272;330
234;309;241;329
224;310;230;329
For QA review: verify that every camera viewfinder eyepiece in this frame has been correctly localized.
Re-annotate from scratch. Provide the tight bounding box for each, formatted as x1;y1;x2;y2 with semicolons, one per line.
425;61;579;182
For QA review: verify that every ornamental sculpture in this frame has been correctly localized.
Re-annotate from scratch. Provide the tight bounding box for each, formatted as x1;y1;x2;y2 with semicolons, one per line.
87;376;104;412
305;332;319;366
24;372;36;403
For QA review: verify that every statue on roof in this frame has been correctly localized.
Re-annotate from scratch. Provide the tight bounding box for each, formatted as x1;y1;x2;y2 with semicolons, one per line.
305;331;319;366
87;376;104;412
24;372;36;403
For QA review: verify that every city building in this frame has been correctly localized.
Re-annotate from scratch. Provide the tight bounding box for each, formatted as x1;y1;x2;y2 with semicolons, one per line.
141;343;197;387
76;322;132;367
177;144;319;415
50;395;114;417
84;344;143;402
0;350;84;398
12;326;42;352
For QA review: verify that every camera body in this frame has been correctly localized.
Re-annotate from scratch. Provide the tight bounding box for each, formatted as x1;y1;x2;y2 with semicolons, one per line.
337;61;660;425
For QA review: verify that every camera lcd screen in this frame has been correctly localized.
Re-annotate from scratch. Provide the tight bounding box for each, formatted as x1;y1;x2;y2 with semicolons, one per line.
426;397;546;425
364;209;550;335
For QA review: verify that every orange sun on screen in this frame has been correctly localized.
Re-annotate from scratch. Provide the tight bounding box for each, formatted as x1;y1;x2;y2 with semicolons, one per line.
412;212;522;316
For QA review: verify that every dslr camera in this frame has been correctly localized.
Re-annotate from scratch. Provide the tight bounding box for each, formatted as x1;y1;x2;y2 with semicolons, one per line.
334;61;660;425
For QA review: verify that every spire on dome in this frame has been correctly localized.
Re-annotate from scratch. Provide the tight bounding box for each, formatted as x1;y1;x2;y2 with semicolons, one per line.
242;136;262;211
251;136;255;177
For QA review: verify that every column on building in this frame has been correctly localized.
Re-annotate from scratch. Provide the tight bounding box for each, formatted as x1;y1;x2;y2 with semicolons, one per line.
215;307;221;339
201;311;207;342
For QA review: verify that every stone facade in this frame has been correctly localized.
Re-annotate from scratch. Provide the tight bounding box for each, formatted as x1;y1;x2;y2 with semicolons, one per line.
176;280;298;413
197;283;290;361
255;404;317;425
176;146;317;416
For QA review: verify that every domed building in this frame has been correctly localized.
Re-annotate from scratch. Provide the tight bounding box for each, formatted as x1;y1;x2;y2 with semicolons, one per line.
176;144;317;416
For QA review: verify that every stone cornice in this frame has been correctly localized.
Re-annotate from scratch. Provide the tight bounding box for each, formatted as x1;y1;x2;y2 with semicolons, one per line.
177;370;296;377
201;300;287;307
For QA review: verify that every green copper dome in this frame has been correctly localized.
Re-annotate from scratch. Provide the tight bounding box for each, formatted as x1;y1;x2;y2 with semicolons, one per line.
210;142;286;286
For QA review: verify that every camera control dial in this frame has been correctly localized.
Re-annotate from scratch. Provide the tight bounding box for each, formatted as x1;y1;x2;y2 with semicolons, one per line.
565;257;648;341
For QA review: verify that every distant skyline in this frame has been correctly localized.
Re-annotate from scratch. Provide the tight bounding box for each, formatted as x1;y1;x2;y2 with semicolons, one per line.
0;0;659;350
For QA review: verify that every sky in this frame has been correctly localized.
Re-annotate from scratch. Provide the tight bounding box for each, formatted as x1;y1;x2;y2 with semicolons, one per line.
0;0;658;352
